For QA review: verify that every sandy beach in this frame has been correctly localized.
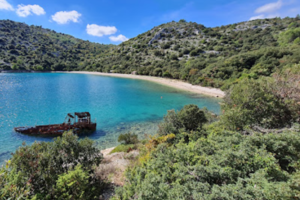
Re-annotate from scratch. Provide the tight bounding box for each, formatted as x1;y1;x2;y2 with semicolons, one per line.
63;71;225;98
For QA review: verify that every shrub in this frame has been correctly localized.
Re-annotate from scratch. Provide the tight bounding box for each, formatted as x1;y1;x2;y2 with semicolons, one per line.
161;43;171;49
221;76;299;130
158;104;208;136
279;27;300;45
183;49;190;54
110;144;135;153
152;68;163;76
189;50;198;56
163;71;172;77
153;50;162;56
170;54;178;60
118;132;139;145
114;129;300;199
177;104;208;130
53;165;94;200
0;132;103;199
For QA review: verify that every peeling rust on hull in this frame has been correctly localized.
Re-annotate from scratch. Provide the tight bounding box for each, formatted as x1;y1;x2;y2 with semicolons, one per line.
14;112;96;136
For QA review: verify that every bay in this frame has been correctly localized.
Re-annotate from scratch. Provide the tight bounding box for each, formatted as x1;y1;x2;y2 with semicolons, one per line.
0;73;221;163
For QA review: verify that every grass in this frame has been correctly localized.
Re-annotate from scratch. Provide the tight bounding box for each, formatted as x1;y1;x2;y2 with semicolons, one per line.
110;144;135;154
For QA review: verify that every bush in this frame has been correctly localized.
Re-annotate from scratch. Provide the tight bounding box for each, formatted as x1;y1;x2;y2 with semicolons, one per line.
189;50;198;56
152;68;163;76
153;50;162;56
177;104;208;130
221;76;299;130
163;71;172;77
161;43;171;49
114;128;300;200
279;27;300;45
53;165;94;200
183;49;190;54
0;132;103;199
170;54;178;60
158;104;208;136
110;144;135;154
118;132;139;145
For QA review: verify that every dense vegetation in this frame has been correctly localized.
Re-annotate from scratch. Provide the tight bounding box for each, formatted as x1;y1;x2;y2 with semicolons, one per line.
89;16;300;89
0;20;112;71
1;16;300;199
113;67;300;200
0;132;105;199
1;17;300;89
1;66;300;199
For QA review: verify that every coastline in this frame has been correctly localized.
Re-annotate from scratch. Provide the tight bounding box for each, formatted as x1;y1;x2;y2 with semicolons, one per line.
61;71;225;98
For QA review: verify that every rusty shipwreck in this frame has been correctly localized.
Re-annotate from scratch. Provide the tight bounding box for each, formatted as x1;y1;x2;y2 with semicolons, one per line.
14;112;96;136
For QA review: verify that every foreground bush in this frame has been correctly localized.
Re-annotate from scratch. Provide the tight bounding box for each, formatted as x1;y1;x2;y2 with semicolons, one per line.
221;68;300;130
114;127;300;199
0;132;104;199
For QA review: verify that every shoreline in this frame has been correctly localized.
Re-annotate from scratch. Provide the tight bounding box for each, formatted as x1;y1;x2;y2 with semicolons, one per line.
101;147;115;157
61;71;225;98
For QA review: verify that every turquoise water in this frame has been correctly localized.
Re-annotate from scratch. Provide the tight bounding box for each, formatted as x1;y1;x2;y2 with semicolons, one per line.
0;73;221;163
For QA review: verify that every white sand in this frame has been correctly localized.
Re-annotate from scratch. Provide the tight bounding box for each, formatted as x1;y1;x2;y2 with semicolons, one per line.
61;71;225;98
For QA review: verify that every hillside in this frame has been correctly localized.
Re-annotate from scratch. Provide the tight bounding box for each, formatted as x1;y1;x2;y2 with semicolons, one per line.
94;17;300;89
1;17;300;200
1;17;300;90
0;20;113;71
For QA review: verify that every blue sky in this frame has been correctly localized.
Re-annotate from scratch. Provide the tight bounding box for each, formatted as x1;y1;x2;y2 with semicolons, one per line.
0;0;299;44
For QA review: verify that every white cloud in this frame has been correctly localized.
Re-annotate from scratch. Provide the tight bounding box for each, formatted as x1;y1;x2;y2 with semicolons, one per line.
16;4;45;17
249;14;265;20
109;34;129;42
255;0;282;14
51;10;81;24
0;0;14;11
249;14;281;21
86;24;117;37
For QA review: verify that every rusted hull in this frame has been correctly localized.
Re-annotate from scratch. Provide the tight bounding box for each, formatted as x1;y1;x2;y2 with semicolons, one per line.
14;123;96;136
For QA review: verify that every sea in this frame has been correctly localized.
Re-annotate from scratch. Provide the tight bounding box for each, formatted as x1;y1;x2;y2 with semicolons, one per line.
0;72;221;163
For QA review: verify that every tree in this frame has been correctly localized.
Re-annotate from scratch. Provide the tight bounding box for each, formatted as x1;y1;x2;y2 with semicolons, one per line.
177;104;208;130
152;68;163;76
11;63;19;70
158;104;208;136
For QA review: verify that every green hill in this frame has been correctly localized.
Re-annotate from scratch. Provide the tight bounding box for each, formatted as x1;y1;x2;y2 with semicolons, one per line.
1;17;300;90
95;17;300;90
0;20;113;71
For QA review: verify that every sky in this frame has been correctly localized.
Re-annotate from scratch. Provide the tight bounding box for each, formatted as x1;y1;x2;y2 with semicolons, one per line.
0;0;299;44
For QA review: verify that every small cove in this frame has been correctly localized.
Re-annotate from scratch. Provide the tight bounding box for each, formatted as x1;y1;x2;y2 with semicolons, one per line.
0;73;221;163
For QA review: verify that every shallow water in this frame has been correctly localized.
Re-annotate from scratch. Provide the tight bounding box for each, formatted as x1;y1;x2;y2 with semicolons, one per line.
0;73;221;163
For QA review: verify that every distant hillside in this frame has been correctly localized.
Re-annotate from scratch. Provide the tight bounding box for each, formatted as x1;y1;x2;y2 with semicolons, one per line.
0;20;113;71
94;17;300;89
1;17;300;90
